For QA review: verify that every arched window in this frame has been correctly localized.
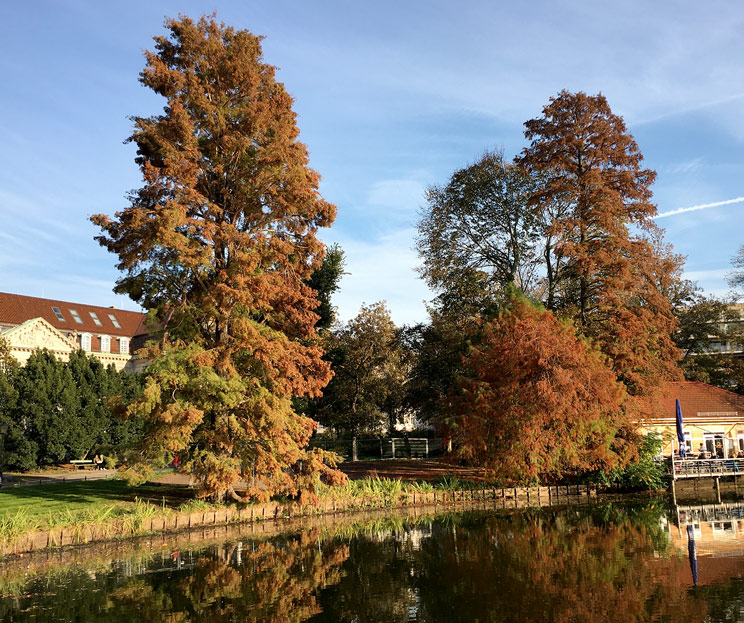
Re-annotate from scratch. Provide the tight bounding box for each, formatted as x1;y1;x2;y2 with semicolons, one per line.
100;335;111;353
119;337;130;355
80;333;92;352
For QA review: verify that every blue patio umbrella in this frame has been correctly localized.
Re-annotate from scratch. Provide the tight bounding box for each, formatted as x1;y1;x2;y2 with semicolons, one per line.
676;398;686;458
686;524;698;586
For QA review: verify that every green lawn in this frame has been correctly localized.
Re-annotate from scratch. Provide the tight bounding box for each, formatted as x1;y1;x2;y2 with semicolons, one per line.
0;479;194;520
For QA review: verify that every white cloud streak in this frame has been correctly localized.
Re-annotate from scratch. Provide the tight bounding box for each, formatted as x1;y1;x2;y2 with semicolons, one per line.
655;196;744;219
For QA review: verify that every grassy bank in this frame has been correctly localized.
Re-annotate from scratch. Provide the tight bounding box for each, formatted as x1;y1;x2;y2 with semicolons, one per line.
0;479;181;517
0;475;598;555
0;479;213;548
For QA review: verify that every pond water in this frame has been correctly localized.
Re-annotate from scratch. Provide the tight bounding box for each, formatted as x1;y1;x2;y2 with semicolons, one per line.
1;499;743;622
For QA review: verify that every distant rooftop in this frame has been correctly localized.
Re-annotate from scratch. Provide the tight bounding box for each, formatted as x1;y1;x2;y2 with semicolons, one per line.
0;292;147;338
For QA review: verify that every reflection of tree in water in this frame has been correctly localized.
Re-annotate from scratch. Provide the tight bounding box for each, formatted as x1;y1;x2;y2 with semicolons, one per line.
314;507;710;623
698;577;744;623
0;531;348;623
416;513;707;623
111;532;348;622
2;505;741;623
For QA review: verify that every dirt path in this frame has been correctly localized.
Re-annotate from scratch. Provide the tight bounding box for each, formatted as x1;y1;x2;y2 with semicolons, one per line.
340;459;488;482
2;459;486;490
1;469;115;488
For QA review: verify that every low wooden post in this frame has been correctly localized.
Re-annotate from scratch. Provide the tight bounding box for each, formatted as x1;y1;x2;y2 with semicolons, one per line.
715;477;722;504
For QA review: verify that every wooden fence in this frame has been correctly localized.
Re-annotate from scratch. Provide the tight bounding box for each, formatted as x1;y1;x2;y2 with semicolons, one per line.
1;484;599;557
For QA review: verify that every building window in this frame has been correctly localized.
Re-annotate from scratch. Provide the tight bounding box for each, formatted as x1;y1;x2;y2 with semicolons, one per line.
108;314;121;329
80;333;92;352
683;432;692;453
51;307;65;322
704;432;726;457
119;337;130;355
89;311;103;327
69;309;83;324
100;335;111;353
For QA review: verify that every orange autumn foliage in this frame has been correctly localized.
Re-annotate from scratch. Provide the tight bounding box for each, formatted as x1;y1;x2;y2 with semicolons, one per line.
91;15;344;500
518;91;681;414
452;295;634;483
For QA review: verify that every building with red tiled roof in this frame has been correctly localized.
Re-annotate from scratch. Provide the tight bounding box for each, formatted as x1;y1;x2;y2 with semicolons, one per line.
643;381;744;458
0;292;148;371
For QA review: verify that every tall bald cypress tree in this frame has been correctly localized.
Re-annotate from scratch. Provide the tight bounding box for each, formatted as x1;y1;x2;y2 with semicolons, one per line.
518;91;680;409
92;15;344;501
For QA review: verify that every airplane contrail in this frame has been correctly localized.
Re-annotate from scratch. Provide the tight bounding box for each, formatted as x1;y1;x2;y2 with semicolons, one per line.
655;196;744;219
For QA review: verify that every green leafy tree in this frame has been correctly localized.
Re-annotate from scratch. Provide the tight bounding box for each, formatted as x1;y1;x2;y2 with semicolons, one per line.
681;354;744;395
10;350;79;466
0;348;144;470
402;312;481;432
728;244;744;297
417;150;540;316
668;279;744;394
315;302;405;435
104;367;147;450
671;285;737;359
65;351;112;459
305;244;346;332
0;342;23;470
91;15;344;501
65;351;145;457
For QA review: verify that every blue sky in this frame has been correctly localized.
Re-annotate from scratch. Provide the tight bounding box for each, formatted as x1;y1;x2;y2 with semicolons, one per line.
1;0;743;325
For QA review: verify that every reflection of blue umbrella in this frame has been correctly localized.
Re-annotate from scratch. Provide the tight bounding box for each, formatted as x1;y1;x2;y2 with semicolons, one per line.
676;399;686;458
686;524;698;586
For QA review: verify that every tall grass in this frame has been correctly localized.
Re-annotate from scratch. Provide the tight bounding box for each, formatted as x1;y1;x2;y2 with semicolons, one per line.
0;498;174;547
0;509;41;545
178;498;215;513
0;470;499;553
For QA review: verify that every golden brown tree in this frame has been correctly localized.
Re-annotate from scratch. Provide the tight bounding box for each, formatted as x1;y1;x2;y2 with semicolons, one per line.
314;302;406;435
452;294;633;483
91;15;344;501
518;91;680;407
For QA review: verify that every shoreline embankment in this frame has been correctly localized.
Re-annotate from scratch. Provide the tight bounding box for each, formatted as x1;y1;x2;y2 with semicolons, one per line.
1;484;602;558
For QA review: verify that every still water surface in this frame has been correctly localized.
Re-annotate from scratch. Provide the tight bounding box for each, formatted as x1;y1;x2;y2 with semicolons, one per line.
1;500;743;622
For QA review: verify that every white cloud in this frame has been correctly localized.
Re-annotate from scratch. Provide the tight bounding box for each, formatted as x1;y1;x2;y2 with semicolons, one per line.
367;178;427;215
330;227;432;326
295;2;744;129
668;158;703;175
655;196;744;219
683;268;730;282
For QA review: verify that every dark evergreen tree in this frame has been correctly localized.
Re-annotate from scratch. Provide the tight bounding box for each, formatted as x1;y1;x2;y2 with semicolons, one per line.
0;348;145;471
12;350;79;466
305;244;346;332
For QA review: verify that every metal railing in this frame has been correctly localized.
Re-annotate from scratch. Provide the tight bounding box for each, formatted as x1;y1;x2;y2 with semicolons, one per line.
671;458;744;479
677;502;744;522
309;437;445;461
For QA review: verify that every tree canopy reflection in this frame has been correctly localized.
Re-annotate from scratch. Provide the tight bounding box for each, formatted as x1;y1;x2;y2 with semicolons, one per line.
0;531;348;622
1;503;740;622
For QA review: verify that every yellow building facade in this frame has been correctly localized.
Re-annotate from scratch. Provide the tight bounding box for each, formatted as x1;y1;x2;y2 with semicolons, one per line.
0;293;147;372
642;381;744;458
